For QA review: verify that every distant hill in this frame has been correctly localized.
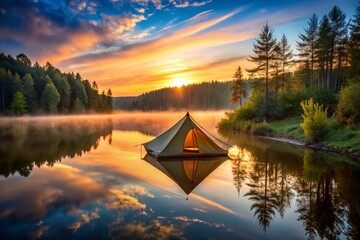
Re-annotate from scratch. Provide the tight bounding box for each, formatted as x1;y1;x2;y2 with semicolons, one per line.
113;80;250;111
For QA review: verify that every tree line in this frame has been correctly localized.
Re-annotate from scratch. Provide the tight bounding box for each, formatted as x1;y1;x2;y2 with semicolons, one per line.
230;4;360;124
114;81;250;111
0;53;112;115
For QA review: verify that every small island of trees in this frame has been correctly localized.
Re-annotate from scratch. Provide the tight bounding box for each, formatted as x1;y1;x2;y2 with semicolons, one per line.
0;53;112;115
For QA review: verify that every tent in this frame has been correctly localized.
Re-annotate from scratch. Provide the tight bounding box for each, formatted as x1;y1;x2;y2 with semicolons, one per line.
143;112;228;158
143;154;228;195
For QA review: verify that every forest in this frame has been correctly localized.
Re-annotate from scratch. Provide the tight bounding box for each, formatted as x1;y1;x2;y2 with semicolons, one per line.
0;53;112;114
220;4;360;150
113;81;249;111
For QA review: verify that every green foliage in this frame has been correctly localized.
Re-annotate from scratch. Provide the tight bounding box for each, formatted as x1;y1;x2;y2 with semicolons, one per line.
297;13;318;87
52;74;70;113
218;112;272;136
73;97;86;113
251;121;273;136
21;73;36;113
349;4;360;79
0;53;112;114
247;22;277;116
10;91;27;115
41;83;60;113
336;82;360;124
16;53;32;67
231;66;248;107
300;98;329;142
268;117;304;141
233;103;259;121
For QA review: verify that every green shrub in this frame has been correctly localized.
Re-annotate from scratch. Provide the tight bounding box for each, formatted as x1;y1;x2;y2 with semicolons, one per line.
251;121;273;136
233;103;258;120
336;82;360;124
300;98;329;142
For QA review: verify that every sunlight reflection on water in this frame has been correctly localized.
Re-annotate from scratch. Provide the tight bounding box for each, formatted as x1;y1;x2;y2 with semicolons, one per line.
0;111;359;240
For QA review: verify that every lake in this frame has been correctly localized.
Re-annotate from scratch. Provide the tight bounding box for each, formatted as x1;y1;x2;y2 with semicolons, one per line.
0;111;359;240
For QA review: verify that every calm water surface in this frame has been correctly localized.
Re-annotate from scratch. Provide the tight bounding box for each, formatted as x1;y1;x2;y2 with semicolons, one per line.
0;112;359;239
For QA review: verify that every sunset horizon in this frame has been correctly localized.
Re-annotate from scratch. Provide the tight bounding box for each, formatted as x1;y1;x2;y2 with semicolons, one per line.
0;0;356;96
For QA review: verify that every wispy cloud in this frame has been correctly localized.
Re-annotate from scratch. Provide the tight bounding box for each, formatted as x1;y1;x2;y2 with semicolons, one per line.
1;0;355;95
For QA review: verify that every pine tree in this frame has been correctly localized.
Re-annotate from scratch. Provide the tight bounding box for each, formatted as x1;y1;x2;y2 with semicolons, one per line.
278;34;293;91
297;14;319;87
41;83;60;113
272;43;282;94
349;2;360;79
247;22;277;116
328;6;347;90
10;91;27;115
316;15;331;89
231;66;248;107
22;73;36;113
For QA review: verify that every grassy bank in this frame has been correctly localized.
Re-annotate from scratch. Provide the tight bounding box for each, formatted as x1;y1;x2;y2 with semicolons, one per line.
219;116;360;156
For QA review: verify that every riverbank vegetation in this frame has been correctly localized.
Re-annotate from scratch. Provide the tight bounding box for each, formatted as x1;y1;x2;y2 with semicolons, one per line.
219;4;360;154
0;53;112;115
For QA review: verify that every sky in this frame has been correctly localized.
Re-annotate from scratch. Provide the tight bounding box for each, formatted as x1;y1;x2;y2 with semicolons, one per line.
0;0;357;96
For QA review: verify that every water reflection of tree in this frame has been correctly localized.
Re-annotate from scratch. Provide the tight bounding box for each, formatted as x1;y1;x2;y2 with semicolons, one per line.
245;153;278;232
296;149;347;239
273;160;294;218
221;130;360;238
231;148;249;196
0;119;113;177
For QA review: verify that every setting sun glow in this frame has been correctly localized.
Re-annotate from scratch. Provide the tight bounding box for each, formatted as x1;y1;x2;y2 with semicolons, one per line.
169;78;192;88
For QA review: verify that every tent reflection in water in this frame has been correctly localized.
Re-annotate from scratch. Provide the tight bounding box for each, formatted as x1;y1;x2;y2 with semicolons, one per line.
143;112;228;158
143;154;228;195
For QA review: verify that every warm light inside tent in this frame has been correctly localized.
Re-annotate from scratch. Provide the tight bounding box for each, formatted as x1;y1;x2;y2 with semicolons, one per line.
183;129;199;153
183;160;199;182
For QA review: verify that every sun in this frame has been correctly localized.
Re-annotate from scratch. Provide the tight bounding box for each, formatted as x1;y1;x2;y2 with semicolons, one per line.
169;78;191;88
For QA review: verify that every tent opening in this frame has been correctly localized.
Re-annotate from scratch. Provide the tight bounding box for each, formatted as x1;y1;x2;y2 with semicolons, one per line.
183;129;199;153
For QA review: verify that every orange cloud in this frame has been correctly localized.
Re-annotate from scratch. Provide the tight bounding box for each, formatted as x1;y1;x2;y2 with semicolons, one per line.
55;8;255;96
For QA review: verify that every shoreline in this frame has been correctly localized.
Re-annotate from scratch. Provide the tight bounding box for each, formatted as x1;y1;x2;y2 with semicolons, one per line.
260;134;360;159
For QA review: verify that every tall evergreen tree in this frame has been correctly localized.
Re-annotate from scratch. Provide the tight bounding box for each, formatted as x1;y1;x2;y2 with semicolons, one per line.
231;66;248;107
107;88;113;111
21;73;36;113
41;83;60;113
278;34;293;91
297;14;319;87
10;91;27;115
247;22;277;116
53;74;71;113
16;53;32;67
328;6;347;89
349;2;360;80
272;44;282;94
11;73;23;95
316;15;332;89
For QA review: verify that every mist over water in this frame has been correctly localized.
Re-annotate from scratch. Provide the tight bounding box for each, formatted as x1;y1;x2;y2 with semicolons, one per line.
0;111;359;239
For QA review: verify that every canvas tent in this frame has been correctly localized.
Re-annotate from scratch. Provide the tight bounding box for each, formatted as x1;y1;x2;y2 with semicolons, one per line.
143;112;228;158
143;154;228;195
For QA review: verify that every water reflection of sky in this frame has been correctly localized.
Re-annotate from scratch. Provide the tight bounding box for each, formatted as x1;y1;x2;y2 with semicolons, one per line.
0;112;359;239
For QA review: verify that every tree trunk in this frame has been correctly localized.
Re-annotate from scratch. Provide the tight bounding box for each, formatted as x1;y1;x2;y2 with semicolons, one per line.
310;51;314;87
326;60;330;91
282;63;285;91
265;59;269;118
